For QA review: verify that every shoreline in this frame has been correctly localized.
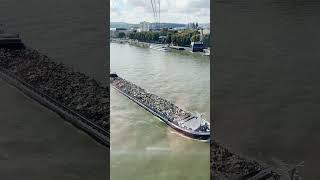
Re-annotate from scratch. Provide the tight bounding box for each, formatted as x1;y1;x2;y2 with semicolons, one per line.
110;38;210;57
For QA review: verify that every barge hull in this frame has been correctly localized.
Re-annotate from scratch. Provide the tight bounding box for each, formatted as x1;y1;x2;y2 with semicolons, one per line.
0;67;109;147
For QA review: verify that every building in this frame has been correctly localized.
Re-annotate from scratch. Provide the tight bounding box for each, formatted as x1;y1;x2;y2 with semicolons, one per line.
110;28;131;38
198;28;210;41
139;21;151;32
201;29;210;35
191;42;204;52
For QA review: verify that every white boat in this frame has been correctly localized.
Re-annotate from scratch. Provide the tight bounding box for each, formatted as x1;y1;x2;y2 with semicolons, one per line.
150;44;171;52
203;48;210;56
160;46;171;52
149;44;161;49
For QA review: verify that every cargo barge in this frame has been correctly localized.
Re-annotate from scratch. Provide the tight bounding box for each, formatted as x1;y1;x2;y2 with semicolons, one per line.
0;26;25;48
110;73;210;140
0;44;109;147
0;66;109;147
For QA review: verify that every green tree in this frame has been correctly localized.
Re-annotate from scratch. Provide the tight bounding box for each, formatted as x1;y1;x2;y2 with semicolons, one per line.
127;29;202;46
152;32;159;41
202;34;210;47
160;28;168;36
118;32;125;38
166;33;172;44
129;33;135;39
191;34;201;42
171;34;177;45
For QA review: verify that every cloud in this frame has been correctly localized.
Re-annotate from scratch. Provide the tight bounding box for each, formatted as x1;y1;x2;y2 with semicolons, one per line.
110;0;210;23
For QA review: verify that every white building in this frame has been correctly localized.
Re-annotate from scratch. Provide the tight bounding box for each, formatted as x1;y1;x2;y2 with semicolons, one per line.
110;28;131;38
139;21;151;32
199;28;210;35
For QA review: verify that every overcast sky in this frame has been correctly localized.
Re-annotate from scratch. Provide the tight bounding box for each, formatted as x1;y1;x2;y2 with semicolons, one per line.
110;0;210;24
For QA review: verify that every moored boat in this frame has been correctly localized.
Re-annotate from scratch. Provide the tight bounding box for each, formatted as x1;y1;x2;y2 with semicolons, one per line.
203;48;210;56
160;46;171;52
0;26;24;48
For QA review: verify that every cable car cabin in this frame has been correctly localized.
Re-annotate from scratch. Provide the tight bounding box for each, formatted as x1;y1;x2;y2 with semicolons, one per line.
191;42;204;52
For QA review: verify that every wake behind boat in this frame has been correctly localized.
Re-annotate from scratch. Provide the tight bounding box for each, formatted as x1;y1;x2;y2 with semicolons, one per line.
110;73;210;140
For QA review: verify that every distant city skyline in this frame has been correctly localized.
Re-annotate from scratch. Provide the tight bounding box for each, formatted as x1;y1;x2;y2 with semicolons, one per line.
111;0;210;24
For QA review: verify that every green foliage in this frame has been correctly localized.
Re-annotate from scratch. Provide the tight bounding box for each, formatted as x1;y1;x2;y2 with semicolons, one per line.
191;34;201;42
160;28;168;36
128;29;205;47
128;31;159;42
202;34;210;47
166;33;172;44
171;30;199;47
118;32;126;38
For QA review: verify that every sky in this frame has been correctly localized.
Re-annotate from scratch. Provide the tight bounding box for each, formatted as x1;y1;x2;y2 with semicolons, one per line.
110;0;210;24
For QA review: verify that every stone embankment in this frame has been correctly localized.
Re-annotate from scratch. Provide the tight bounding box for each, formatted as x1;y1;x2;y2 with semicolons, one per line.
0;48;109;135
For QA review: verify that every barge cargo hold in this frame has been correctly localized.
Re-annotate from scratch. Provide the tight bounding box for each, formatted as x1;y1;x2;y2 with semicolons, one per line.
0;66;109;147
110;73;210;140
0;48;109;147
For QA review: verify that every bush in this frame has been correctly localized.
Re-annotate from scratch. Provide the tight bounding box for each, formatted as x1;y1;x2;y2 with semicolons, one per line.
128;29;204;47
118;32;126;38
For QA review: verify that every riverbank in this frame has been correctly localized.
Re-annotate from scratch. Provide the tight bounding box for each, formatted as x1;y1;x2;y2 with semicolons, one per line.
111;38;210;57
0;48;109;146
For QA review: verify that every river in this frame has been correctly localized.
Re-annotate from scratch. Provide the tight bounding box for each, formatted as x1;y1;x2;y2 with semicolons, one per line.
213;1;320;178
110;43;210;180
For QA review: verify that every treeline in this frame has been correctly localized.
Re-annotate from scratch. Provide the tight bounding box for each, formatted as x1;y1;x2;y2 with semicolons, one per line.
167;30;199;47
127;29;210;47
128;31;160;43
202;34;211;48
